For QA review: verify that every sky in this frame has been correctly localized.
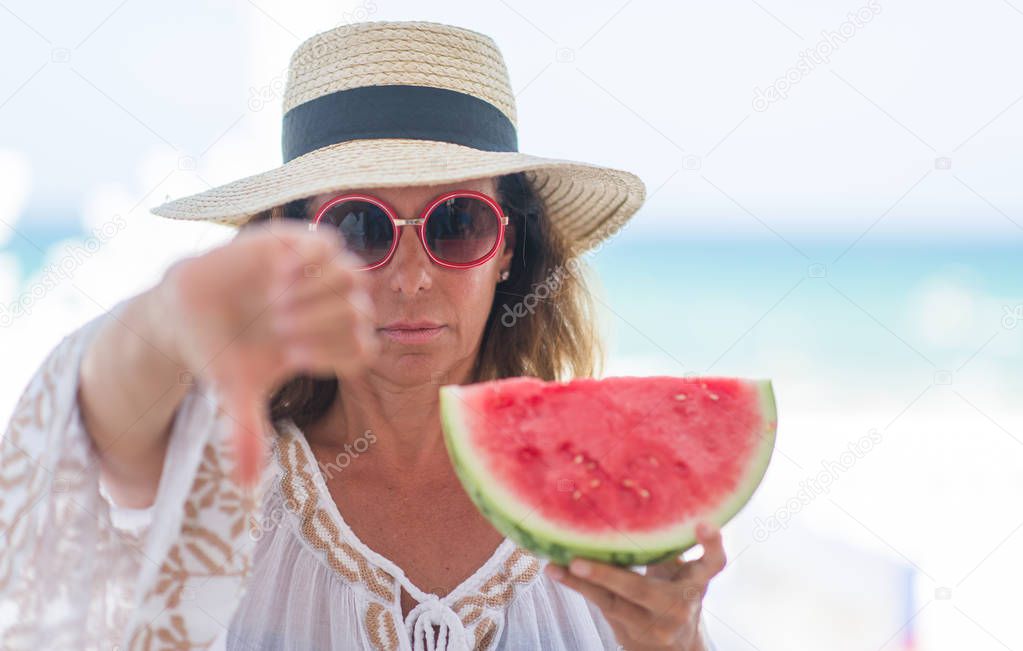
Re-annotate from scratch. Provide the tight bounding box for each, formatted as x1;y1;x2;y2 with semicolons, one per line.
1;0;1021;242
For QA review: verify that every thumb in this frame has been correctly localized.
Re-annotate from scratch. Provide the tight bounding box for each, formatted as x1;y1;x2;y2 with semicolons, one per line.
223;384;268;488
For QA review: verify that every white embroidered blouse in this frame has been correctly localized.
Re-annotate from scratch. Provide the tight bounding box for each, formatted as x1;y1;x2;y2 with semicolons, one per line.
0;300;717;650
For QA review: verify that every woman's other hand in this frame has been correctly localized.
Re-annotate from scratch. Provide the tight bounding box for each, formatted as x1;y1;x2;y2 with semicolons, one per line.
545;523;725;651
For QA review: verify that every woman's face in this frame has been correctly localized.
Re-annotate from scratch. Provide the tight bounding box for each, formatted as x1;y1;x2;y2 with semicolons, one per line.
307;176;514;387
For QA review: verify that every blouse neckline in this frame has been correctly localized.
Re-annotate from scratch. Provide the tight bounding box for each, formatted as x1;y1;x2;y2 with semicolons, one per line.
279;417;521;608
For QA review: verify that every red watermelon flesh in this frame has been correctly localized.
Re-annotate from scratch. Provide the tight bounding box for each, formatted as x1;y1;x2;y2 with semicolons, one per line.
440;375;777;565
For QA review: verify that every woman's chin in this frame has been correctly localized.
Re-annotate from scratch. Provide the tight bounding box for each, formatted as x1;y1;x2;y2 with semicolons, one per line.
373;353;453;387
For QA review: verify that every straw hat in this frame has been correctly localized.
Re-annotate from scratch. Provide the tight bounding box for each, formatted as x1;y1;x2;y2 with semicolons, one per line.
150;20;647;255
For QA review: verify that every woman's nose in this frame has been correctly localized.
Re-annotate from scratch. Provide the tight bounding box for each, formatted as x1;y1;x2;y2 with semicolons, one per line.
387;225;433;294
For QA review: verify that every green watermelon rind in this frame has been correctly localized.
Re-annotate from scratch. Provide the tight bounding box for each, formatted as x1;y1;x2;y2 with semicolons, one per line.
440;379;778;567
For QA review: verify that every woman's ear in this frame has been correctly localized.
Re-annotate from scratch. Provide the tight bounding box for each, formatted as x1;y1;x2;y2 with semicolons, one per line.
499;222;516;270
505;220;517;251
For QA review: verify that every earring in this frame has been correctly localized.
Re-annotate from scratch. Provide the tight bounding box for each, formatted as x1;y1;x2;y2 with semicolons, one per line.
498;269;510;282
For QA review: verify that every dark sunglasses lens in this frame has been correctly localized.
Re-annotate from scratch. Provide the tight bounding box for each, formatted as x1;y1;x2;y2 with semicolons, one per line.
319;201;393;267
424;197;501;265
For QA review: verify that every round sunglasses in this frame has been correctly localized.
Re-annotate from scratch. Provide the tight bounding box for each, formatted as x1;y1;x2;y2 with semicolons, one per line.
307;189;509;270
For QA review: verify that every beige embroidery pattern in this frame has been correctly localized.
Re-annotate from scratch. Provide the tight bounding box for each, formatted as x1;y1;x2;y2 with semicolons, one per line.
276;428;401;651
276;423;544;651
365;603;401;651
453;548;542;650
0;323;266;651
0;323;159;646
128;402;266;650
0;335;138;649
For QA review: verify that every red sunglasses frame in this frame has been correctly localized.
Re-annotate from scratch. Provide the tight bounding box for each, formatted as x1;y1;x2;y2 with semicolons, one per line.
307;189;510;271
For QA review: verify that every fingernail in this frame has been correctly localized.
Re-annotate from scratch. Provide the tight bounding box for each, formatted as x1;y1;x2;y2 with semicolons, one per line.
569;559;591;577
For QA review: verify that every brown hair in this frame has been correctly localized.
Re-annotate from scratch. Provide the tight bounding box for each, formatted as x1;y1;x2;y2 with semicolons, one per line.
240;172;604;430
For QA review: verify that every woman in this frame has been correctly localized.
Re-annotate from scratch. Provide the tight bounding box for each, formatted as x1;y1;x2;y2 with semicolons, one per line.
0;20;724;650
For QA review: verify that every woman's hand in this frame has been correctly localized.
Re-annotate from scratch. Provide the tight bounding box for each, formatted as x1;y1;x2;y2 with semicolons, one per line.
162;220;379;486
544;523;725;651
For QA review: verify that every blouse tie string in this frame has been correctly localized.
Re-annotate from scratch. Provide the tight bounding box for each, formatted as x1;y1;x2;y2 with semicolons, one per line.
406;596;470;651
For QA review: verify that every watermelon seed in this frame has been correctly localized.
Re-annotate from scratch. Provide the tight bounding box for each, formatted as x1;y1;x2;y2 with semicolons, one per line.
589;479;601;488
585;461;596;470
673;393;687;401
572;490;582;500
619;477;650;500
573;454;584;464
709;393;719;401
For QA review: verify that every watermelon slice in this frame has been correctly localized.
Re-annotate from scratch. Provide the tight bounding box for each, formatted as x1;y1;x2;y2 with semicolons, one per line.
439;376;777;566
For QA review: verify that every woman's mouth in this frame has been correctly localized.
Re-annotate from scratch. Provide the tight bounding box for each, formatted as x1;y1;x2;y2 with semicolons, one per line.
378;321;447;344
